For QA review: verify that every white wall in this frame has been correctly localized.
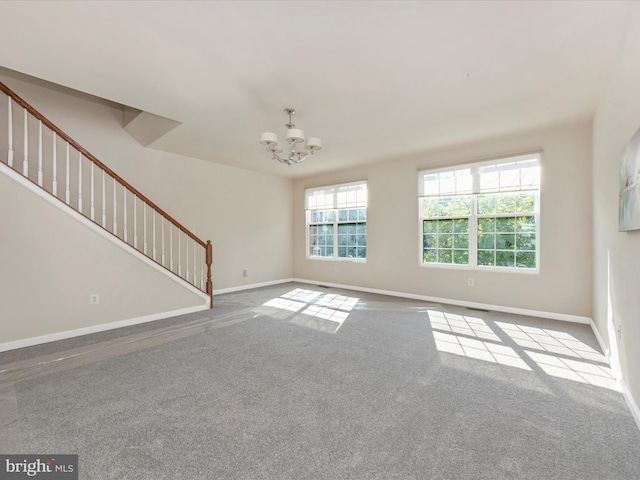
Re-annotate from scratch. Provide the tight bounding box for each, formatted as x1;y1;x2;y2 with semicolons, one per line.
0;68;293;293
592;5;640;417
0;168;207;344
293;122;593;318
0;68;293;345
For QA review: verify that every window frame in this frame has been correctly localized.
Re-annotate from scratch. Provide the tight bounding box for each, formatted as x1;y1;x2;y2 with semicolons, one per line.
418;154;540;273
305;180;367;262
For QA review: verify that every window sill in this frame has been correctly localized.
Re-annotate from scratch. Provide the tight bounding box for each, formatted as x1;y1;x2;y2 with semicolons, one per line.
307;256;366;264
420;262;539;275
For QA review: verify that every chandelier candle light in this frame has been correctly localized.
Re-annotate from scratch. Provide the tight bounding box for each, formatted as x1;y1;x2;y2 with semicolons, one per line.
260;108;322;165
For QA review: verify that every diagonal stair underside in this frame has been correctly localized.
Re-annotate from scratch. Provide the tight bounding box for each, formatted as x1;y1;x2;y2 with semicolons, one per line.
0;80;213;308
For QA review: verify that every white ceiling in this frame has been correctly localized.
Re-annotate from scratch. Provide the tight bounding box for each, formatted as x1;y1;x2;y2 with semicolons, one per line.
0;1;632;178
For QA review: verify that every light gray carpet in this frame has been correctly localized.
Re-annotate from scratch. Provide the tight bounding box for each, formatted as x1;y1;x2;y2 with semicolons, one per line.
1;282;639;479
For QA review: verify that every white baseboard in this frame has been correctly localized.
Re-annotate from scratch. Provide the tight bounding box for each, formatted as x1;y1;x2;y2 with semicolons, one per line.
290;278;593;325
589;319;610;360
621;379;640;433
213;278;294;295
0;305;209;353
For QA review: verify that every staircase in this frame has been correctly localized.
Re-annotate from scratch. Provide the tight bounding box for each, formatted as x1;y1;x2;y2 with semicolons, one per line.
0;81;213;308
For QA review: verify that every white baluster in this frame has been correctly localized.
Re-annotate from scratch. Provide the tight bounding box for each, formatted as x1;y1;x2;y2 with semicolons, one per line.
123;188;128;243
186;234;189;281
22;108;28;176
90;162;95;221
101;170;106;227
37;121;43;186
52;132;57;196
78;152;83;212
201;247;205;290
170;224;174;271
143;203;148;254
65;143;70;204
193;238;196;284
113;178;117;235
153;211;157;261
200;247;204;289
161;217;166;266
133;196;138;248
178;231;182;277
7;97;13;167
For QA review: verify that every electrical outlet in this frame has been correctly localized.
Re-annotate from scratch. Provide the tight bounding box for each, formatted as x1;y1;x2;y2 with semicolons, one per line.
243;269;249;277
89;294;100;305
467;278;475;287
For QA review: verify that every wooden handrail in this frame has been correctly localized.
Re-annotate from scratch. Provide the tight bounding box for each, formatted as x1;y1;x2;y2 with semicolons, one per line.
0;81;205;248
1;80;213;307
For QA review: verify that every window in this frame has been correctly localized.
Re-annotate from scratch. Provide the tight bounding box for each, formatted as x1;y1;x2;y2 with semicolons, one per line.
306;181;367;260
419;154;540;271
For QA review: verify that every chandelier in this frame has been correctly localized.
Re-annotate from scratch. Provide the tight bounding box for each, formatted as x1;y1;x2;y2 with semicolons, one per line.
260;108;322;165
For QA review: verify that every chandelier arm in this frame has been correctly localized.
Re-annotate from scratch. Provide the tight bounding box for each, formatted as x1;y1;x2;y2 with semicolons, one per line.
271;151;312;165
272;153;288;164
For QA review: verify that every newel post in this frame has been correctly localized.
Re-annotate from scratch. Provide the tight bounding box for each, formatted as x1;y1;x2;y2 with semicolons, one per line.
206;240;213;308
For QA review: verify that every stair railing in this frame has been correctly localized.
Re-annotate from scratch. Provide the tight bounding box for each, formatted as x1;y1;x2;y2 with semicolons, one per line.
0;81;213;308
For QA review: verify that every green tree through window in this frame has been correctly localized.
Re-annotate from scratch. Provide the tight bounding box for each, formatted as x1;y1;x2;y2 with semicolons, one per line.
306;182;367;260
419;155;540;271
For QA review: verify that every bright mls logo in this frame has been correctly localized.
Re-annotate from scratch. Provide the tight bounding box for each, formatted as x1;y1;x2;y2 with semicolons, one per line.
0;455;77;479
